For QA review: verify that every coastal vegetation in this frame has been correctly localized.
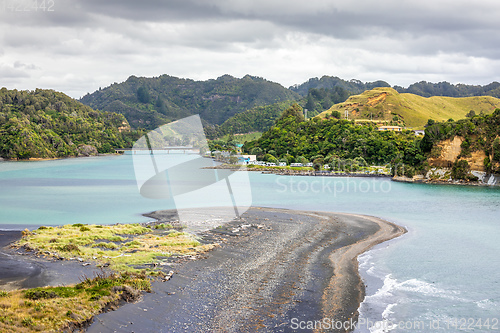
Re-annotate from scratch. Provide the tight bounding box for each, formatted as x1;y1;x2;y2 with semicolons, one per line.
16;223;216;274
243;103;423;168
0;88;141;160
0;222;218;332
242;103;500;180
0;271;150;332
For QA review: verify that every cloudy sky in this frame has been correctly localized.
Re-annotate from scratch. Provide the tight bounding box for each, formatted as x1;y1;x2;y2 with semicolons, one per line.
1;0;499;98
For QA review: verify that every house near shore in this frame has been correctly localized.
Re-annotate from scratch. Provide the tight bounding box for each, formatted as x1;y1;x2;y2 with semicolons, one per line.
378;126;403;132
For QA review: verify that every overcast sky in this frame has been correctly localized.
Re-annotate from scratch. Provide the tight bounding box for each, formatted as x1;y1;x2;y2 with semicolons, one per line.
1;0;499;98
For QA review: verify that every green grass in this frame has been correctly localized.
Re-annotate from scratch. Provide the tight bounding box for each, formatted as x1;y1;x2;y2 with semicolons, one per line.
318;87;500;127
0;272;150;333
15;223;216;274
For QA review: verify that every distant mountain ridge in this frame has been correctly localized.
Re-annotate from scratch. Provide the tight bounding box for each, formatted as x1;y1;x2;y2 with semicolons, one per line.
293;76;500;99
394;81;500;98
80;74;299;130
289;76;391;96
80;73;500;134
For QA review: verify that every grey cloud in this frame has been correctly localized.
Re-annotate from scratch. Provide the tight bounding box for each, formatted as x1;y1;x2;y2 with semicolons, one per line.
13;61;39;70
2;0;500;98
0;64;31;78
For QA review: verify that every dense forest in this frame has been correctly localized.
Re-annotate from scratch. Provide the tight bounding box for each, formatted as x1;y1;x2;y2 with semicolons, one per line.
243;104;500;178
289;76;391;96
243;104;423;168
394;81;500;98
0;88;141;159
293;76;500;99
204;89;350;139
80;74;299;130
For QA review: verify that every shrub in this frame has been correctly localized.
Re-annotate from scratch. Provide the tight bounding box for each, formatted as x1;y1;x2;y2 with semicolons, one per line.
451;159;470;180
25;289;58;300
60;244;80;252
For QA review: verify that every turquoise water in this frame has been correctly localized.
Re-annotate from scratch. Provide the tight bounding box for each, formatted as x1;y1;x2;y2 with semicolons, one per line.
1;155;499;332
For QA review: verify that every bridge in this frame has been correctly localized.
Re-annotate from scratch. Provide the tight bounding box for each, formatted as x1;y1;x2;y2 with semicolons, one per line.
115;147;200;154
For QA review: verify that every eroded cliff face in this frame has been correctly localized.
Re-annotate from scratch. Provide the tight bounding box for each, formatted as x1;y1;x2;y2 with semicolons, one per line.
428;136;487;172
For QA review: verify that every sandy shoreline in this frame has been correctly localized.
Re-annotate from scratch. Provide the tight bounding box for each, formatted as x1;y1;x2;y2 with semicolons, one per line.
0;208;405;332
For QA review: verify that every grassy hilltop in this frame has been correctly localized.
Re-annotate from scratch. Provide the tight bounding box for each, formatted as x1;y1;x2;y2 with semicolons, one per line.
317;87;500;127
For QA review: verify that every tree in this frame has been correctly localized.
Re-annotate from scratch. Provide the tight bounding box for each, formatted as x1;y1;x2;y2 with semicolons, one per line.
278;103;304;123
331;111;341;119
228;155;239;164
250;147;263;156
465;110;476;118
296;156;308;164
451;159;470;180
313;158;323;171
263;154;277;163
137;86;150;104
493;138;500;162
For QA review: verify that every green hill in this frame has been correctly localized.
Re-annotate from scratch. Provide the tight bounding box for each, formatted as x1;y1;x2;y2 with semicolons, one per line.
0;88;140;159
217;101;295;135
290;76;391;96
80;74;300;130
318;87;500;127
211;88;353;138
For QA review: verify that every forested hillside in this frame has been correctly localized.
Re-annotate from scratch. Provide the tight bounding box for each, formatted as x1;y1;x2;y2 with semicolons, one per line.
394;81;500;98
243;103;500;180
243;104;422;166
80;74;299;130
0;88;140;159
206;87;353;138
290;76;390;96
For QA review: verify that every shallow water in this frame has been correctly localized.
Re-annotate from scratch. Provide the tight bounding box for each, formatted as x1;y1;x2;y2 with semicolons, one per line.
1;155;499;332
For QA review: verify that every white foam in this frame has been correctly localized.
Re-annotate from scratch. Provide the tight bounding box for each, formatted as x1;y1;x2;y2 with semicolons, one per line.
357;274;470;332
476;299;498;309
381;303;397;318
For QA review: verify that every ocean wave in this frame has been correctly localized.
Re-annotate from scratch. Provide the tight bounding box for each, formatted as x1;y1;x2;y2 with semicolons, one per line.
356;273;470;333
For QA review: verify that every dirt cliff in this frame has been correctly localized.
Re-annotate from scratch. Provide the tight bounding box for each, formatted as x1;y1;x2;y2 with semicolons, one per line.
428;136;487;172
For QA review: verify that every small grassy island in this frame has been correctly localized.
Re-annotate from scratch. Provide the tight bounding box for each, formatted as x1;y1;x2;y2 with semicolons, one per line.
0;222;217;332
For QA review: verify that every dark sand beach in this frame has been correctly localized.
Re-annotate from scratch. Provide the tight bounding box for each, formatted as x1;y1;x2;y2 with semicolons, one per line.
0;208;405;332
